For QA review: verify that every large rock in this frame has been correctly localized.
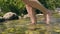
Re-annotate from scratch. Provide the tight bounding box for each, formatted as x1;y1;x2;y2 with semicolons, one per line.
3;12;19;20
0;17;5;22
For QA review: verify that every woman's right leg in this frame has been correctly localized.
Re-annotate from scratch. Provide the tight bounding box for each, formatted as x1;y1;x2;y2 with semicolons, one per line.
44;11;51;24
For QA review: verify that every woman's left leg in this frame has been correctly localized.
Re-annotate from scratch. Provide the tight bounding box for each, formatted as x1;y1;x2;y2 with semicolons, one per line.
26;4;37;24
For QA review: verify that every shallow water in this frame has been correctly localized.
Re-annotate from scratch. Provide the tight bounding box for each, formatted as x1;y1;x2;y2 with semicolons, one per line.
0;17;60;34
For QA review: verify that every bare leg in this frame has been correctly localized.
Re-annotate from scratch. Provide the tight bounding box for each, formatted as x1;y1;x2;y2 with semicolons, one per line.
23;0;51;24
44;10;51;24
26;5;37;24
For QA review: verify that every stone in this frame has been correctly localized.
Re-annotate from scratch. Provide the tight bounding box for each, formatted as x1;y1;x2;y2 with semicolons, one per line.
23;14;30;18
3;12;19;20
